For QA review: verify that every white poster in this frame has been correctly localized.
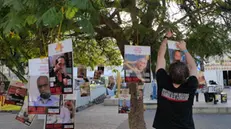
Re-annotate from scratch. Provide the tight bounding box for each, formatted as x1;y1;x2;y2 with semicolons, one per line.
28;58;61;114
45;95;76;129
124;45;151;83
48;39;73;95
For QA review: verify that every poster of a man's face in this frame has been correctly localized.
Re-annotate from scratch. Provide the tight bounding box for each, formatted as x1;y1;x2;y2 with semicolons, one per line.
77;66;87;78
124;45;151;83
28;76;60;114
15;97;36;126
5;82;27;106
80;79;90;97
45;97;75;129
93;70;101;80
118;99;130;114
48;39;73;95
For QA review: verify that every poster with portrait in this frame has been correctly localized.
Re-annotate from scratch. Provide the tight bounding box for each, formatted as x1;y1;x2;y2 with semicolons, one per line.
45;96;76;129
5;81;27;106
77;66;87;78
48;39;73;95
124;45;151;83
93;70;101;80
0;81;21;111
79;78;90;97
98;66;104;75
28;76;61;114
167;40;186;64
118;98;130;114
119;88;130;99
28;58;61;114
15;97;36;126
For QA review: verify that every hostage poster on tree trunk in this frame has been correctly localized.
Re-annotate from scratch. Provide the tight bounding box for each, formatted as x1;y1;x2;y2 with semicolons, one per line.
28;58;61;114
48;39;73;95
124;45;151;83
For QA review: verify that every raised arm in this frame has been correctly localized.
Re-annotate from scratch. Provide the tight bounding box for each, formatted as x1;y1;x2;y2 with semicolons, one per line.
155;31;173;72
176;41;197;77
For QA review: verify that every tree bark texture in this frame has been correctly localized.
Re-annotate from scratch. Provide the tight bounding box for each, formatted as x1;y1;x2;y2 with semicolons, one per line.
128;82;146;129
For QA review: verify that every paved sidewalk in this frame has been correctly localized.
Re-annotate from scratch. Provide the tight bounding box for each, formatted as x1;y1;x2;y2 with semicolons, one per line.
1;104;231;129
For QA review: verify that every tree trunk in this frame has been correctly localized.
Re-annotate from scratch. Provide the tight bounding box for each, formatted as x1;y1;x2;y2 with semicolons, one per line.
128;82;146;129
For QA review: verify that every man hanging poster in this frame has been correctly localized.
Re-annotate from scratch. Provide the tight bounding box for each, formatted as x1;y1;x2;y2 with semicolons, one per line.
28;58;61;114
15;97;36;126
48;39;73;95
5;81;27;106
45;96;76;129
167;40;186;64
124;45;151;83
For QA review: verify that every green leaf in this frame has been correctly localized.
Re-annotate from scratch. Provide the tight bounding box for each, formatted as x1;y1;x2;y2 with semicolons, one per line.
25;15;37;25
77;18;94;35
3;0;23;11
65;6;78;19
38;7;63;27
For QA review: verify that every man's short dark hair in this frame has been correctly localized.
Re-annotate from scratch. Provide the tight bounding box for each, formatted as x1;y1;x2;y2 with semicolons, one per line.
55;56;65;64
169;61;189;84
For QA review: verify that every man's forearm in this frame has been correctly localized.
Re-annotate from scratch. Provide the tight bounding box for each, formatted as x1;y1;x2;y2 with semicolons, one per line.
158;39;167;58
184;51;197;71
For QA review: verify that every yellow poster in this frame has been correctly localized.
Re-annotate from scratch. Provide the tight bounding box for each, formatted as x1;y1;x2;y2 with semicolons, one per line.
0;95;21;111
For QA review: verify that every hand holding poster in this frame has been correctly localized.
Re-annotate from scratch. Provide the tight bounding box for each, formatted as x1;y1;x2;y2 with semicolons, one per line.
124;45;151;83
48;39;73;95
15;97;36;126
5;81;27;106
167;40;186;64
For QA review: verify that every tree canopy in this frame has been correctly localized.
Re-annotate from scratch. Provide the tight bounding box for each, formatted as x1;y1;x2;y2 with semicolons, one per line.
0;0;230;80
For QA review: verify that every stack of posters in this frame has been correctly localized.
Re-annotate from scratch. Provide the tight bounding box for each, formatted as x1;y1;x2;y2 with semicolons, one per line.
4;39;76;129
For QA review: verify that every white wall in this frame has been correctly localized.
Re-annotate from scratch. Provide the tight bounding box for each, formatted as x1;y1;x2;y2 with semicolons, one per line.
204;70;224;87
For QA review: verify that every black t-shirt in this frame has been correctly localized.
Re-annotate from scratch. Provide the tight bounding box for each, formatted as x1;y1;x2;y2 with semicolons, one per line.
153;69;198;129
